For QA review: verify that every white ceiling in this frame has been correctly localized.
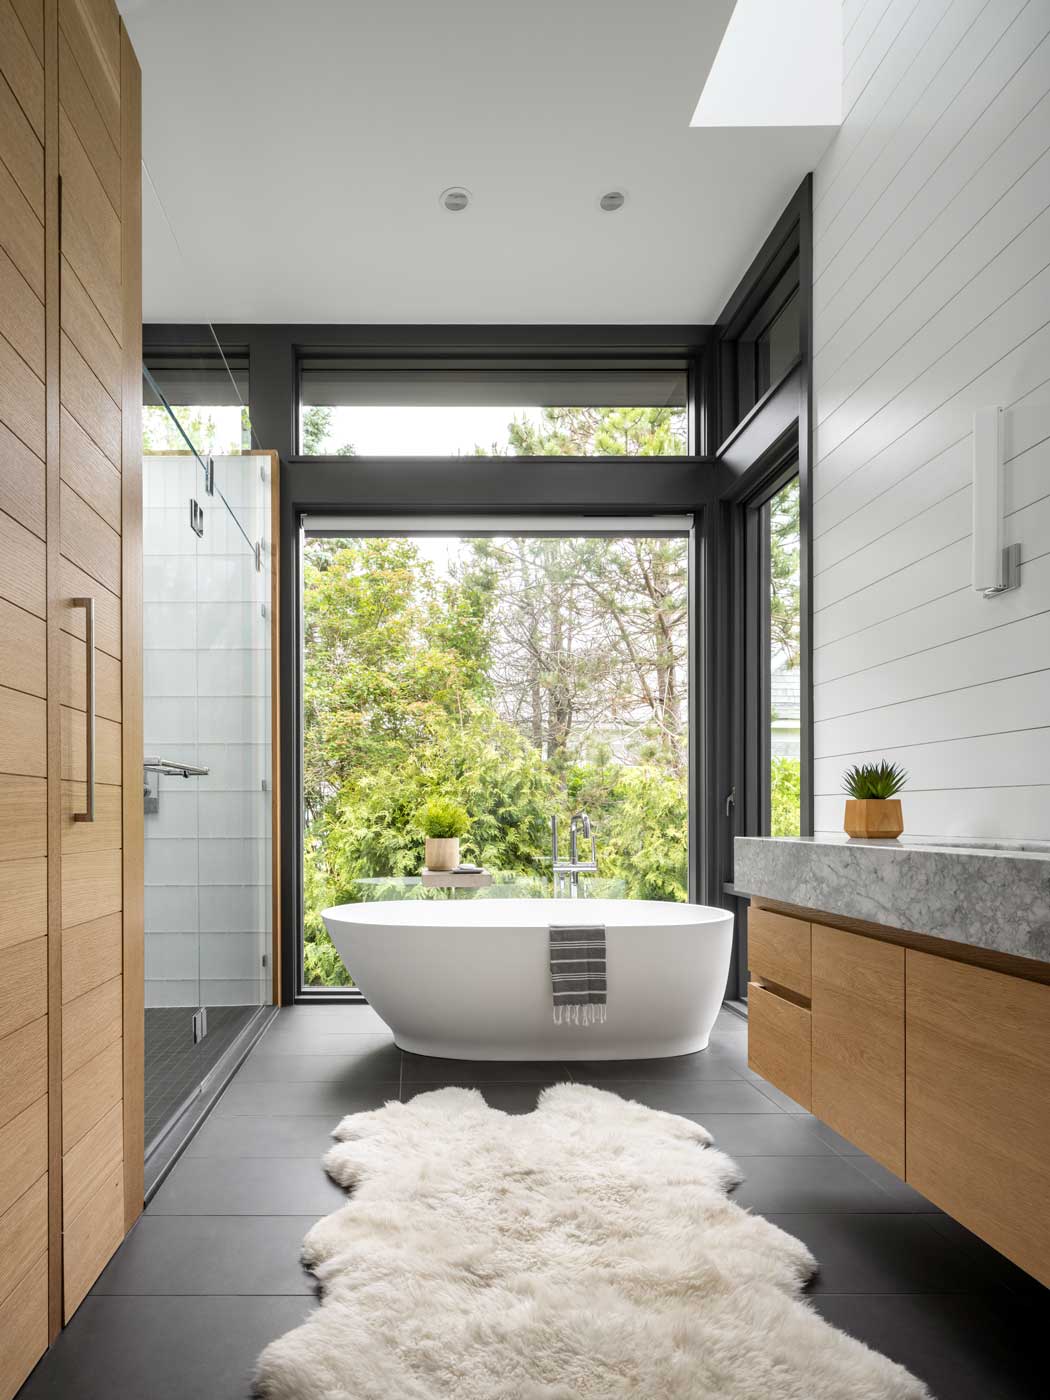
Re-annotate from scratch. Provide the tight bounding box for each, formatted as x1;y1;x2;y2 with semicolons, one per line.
122;0;837;325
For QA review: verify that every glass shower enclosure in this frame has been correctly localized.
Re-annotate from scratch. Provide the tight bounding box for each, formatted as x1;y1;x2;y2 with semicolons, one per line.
142;440;275;1159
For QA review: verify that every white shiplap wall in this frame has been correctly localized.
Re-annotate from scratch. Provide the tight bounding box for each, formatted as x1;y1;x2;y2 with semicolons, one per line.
811;0;1050;841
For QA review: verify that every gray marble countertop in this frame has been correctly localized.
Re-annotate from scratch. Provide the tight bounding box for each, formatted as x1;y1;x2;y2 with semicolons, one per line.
733;836;1050;965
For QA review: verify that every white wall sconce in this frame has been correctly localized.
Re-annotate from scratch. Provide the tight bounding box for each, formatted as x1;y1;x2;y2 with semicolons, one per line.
972;406;1021;598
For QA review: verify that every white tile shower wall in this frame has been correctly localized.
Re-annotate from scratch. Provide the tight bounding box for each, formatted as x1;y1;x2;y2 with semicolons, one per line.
143;454;273;1008
811;0;1050;842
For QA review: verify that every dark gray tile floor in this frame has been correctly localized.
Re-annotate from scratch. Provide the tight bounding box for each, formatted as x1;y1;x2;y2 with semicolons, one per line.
16;1003;1049;1400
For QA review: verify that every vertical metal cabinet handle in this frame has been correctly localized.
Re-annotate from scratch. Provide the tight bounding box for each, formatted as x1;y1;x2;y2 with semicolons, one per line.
72;596;95;822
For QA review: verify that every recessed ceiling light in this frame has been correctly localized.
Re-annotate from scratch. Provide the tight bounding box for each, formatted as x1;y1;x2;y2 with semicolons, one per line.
599;190;626;212
440;187;471;212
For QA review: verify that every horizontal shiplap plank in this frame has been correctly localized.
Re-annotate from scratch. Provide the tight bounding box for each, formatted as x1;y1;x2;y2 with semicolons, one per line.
60;407;121;532
815;263;1050;504
816;156;1050;438
0;329;44;459
816;551;1050;689
62;847;121;927
815;726;1050;798
61;259;120;405
814;785;1050;842
814;483;1050;650
0;418;44;540
815;215;1050;470
58;0;120;147
10;0;43;62
816;0;958;223
0;1094;46;1221
0;776;44;861
60;562;120;660
58;24;119;213
62;1036;120;1149
0;68;43;216
61;974;121;1078
0;1014;46;1129
0;855;46;952
0;243;44;378
814;322;1050;536
814;400;1049;573
62;781;121;854
814;0;1046;291
816;609;1050;722
61;625;121;720
815;88;1050;381
60;331;120;468
842;0;921;118
63;1097;122;1221
814;667;1050;759
0;151;42;300
61;909;121;1003
0;595;46;697
0;684;45;776
0;1249;46;1398
60;706;120;785
58;106;121;342
63;1162;121;1321
61;480;121;594
0;935;46;1039
0;1173;46;1311
0;0;44;141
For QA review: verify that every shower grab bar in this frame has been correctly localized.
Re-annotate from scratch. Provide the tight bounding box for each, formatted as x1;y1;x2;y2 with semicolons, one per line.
72;597;95;822
143;757;210;778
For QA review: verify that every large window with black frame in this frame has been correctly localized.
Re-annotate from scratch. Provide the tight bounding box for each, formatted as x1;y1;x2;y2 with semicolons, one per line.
763;475;801;837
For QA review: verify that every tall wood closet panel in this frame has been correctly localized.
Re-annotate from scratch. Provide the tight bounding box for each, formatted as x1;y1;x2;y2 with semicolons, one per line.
0;0;141;1390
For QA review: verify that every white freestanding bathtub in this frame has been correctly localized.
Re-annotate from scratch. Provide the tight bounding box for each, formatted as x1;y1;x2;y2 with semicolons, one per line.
321;897;734;1060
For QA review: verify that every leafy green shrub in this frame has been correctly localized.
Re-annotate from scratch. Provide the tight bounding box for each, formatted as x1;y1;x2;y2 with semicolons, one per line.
771;757;801;837
842;761;908;799
419;797;470;839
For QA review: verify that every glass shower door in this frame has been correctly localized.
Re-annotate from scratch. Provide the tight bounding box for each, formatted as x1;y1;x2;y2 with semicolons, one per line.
142;446;274;1161
196;455;272;1028
143;452;204;1143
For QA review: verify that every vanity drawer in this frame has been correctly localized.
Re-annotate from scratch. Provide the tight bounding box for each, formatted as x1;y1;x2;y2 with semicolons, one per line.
748;905;811;998
747;982;811;1110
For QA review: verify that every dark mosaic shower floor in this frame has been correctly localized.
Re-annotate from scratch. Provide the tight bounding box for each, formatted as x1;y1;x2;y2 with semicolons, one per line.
145;1006;258;1149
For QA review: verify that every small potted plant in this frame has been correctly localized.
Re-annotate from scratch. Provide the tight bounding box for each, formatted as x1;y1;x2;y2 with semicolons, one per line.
842;761;908;839
420;797;470;872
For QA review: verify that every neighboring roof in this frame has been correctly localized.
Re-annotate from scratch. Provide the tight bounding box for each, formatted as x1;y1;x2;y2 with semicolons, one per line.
771;663;800;722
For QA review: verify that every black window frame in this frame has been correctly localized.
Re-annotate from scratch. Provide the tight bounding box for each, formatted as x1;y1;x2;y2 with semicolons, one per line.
142;177;814;1006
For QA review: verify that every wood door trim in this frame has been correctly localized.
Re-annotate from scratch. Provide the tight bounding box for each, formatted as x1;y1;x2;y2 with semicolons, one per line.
42;0;62;1342
118;16;142;1234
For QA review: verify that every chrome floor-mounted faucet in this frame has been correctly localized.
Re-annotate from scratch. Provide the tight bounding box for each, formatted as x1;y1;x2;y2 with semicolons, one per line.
551;812;598;898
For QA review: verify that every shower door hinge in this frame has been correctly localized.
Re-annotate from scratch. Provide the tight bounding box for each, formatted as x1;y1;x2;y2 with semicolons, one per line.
192;1007;208;1044
254;540;262;571
189;499;204;537
204;456;215;495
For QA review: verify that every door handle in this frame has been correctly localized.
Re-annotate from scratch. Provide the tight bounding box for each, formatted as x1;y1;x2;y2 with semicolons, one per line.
72;596;95;822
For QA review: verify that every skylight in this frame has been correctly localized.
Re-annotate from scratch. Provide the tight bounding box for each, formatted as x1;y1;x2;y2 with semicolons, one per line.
691;0;842;129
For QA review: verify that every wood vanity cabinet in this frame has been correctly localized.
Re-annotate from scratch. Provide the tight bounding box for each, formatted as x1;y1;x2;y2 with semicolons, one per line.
746;898;1050;1289
905;950;1050;1287
811;925;904;1176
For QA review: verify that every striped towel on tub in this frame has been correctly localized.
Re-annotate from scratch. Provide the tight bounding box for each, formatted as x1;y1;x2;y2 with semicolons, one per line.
549;924;607;1026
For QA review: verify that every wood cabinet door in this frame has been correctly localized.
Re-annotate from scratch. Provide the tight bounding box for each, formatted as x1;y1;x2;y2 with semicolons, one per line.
906;950;1050;1288
811;924;905;1176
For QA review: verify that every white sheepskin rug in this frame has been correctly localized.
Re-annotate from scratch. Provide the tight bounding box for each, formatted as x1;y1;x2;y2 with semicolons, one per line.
254;1083;930;1400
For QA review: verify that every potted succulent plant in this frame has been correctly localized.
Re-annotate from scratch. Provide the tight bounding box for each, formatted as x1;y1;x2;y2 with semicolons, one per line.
842;761;908;839
420;797;470;872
